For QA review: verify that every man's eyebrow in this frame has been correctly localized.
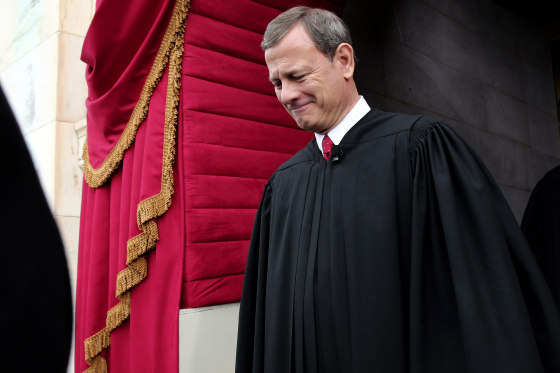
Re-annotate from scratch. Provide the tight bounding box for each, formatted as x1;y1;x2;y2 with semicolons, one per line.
269;69;304;83
285;69;300;76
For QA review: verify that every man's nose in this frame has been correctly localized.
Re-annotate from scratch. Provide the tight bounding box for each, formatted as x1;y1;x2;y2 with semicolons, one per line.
279;81;299;104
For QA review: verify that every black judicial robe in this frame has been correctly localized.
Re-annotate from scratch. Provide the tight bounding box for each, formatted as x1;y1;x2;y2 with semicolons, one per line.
236;109;560;373
521;165;560;309
0;87;72;369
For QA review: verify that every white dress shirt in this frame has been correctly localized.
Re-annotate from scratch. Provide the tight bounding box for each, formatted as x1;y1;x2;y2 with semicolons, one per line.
315;96;371;155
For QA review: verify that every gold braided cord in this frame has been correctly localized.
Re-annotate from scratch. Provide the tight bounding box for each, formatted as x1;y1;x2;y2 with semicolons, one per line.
136;45;182;229
126;220;159;265
82;0;189;371
87;356;107;373
115;257;149;298
84;292;131;367
83;0;188;189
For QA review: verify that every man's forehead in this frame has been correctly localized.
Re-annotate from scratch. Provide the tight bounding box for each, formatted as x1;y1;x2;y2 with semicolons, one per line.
264;29;323;79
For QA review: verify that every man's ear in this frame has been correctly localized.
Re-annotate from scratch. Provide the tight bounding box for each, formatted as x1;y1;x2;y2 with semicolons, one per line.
335;43;355;80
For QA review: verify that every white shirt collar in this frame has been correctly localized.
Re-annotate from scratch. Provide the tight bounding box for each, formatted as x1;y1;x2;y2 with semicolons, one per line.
315;96;371;154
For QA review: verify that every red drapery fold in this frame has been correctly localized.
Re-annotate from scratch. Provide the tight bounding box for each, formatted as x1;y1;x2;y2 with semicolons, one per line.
81;0;176;170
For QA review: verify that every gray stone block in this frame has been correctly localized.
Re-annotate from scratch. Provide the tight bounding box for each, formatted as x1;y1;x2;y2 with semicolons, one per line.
343;0;394;37
514;19;554;74
360;88;397;112
360;87;435;117
446;118;482;148
471;131;530;189
420;0;517;55
473;44;525;101
483;88;529;143
352;34;387;96
382;40;488;129
522;64;557;113
528;106;560;156
343;0;394;99
388;0;524;99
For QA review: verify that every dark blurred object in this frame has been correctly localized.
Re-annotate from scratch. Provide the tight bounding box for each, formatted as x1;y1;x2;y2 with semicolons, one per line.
491;0;560;29
0;87;72;370
522;165;560;309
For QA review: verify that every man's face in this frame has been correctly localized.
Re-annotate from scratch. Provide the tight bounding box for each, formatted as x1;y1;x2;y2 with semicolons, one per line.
265;23;351;134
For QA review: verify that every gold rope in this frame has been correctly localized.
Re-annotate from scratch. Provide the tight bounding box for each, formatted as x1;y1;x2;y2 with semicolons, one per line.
82;0;189;371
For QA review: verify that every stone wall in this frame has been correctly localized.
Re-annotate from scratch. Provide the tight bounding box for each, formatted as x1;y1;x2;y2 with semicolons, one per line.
0;0;93;303
344;0;560;221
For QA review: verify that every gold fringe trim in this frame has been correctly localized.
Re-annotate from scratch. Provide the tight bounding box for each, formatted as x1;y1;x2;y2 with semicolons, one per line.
83;0;188;189
82;0;189;371
86;356;107;373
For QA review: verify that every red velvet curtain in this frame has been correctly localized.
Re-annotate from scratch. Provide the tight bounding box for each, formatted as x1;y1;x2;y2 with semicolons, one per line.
76;0;186;371
76;0;345;372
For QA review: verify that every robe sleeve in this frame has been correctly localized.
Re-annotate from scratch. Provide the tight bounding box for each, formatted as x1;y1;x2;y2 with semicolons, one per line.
409;120;560;373
235;180;273;373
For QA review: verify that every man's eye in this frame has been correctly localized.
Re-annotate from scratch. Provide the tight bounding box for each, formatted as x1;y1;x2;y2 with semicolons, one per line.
274;81;282;89
293;75;304;81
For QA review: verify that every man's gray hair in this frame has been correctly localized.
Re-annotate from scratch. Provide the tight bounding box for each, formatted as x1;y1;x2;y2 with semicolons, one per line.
261;6;353;61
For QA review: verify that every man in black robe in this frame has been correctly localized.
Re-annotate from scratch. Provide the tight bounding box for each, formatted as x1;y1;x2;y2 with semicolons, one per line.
236;7;560;373
521;165;560;309
0;87;72;369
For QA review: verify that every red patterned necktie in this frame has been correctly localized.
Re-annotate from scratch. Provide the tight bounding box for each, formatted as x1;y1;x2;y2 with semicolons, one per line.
322;135;333;162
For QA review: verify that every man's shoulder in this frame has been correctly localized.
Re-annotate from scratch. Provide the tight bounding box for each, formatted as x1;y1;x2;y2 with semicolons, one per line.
269;110;445;176
344;108;429;144
274;139;317;173
366;109;424;127
366;109;458;143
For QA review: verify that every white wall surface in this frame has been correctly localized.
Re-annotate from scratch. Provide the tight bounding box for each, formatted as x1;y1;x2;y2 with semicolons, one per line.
180;303;240;373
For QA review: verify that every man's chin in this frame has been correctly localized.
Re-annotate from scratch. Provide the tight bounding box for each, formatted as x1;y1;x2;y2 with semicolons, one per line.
295;120;319;133
297;121;329;134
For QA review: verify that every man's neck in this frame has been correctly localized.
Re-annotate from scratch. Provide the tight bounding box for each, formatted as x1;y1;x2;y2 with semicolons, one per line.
315;96;371;153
